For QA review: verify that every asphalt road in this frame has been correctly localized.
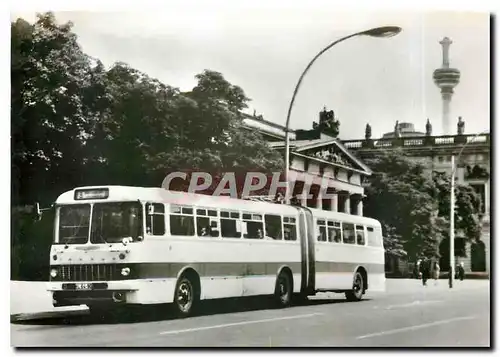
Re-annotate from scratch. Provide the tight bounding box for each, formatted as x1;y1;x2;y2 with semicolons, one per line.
11;280;490;347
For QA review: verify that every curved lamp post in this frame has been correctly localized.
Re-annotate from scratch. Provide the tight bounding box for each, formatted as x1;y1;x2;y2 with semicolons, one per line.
449;130;489;288
284;26;402;203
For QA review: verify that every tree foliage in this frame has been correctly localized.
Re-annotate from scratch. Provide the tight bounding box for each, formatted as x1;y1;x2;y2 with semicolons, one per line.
11;12;283;280
363;149;481;262
363;150;441;261
432;171;482;241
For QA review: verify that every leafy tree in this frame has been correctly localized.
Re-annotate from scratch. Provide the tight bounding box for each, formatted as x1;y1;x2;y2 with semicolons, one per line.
11;13;283;281
432;171;482;241
144;70;284;194
11;12;95;206
364;149;483;266
363;149;442;262
432;171;482;268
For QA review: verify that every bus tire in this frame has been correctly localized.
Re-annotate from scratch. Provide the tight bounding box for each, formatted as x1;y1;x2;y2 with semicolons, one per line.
274;271;292;308
345;270;364;301
173;275;199;317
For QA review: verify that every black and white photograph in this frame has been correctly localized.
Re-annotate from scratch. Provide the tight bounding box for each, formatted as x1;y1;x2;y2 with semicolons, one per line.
9;1;493;348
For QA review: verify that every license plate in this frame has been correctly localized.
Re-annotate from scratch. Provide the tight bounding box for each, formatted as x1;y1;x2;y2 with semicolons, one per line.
75;283;93;290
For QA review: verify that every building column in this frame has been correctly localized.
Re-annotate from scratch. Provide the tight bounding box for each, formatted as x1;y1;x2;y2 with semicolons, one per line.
344;193;350;214
484;180;490;217
300;182;307;207
330;192;338;212
357;197;363;216
316;189;323;210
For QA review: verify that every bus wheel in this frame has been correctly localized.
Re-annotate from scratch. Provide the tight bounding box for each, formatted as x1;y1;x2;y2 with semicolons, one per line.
174;276;198;317
274;272;292;308
345;271;364;301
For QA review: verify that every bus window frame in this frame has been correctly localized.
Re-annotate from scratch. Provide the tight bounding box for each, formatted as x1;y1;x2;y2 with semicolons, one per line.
263;213;283;241
194;207;220;238
327;220;343;244
145;202;166;236
355;224;366;246
169;204;196;237
341;222;356;245
219;209;242;239
242;212;264;239
283;216;298;242
316;219;328;242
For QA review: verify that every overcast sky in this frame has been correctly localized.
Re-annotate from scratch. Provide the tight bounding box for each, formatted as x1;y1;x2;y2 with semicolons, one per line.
11;8;490;139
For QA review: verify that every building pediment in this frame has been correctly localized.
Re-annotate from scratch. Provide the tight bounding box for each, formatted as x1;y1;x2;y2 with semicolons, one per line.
296;139;372;175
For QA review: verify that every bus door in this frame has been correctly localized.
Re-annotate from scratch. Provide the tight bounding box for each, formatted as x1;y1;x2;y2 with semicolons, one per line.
297;207;316;294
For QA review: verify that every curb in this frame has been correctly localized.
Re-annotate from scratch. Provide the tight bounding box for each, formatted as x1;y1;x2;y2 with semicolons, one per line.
10;308;88;323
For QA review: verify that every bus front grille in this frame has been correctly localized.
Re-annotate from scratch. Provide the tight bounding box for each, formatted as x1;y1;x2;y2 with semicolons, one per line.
53;264;120;282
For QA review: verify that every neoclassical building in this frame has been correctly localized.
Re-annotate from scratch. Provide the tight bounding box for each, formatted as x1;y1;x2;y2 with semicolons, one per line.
342;118;490;275
242;111;490;276
242;109;371;216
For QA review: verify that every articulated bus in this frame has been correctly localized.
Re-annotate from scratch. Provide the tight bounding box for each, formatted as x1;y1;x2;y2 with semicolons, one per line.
47;186;385;316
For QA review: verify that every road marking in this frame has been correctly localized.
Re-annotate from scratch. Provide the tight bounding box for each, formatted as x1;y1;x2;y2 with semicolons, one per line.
382;300;444;310
159;312;323;336
356;315;477;340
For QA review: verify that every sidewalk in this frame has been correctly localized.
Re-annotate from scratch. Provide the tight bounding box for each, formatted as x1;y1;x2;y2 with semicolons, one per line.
384;277;489;294
10;281;87;322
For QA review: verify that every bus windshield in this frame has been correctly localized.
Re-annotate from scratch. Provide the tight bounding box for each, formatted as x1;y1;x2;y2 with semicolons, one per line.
58;204;91;244
90;202;143;244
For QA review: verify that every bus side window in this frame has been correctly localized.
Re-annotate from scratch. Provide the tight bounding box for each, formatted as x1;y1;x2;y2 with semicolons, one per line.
356;225;365;245
264;214;282;240
328;221;342;243
220;211;241;238
283;217;297;241
243;213;263;239
170;205;195;236
146;203;165;236
342;222;355;244
317;220;327;242
196;208;217;237
367;227;380;246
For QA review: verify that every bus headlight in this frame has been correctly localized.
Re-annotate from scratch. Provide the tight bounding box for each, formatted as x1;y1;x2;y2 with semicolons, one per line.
50;269;58;278
121;267;131;277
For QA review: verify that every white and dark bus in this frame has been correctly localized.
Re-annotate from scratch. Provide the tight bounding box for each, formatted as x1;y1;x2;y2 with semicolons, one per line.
46;186;385;316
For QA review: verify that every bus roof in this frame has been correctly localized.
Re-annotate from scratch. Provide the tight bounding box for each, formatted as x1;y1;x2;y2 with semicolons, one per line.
56;185;381;227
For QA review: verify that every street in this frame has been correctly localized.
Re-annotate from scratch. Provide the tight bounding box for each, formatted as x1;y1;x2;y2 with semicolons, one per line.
11;280;490;347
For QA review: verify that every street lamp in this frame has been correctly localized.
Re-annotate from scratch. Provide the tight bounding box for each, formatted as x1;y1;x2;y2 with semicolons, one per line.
449;130;489;288
283;26;402;203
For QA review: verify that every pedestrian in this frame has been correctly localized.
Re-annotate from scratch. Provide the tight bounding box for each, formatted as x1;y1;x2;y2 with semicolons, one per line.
420;258;430;286
458;262;465;281
415;259;422;280
433;261;440;285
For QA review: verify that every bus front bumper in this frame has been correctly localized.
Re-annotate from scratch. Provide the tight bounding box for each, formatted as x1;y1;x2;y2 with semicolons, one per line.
47;279;176;306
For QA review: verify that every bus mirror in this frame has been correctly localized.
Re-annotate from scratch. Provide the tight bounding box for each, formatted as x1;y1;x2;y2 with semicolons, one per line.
147;204;155;215
33;202;54;221
34;202;42;221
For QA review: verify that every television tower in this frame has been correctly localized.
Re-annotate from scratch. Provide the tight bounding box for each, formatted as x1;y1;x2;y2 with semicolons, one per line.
432;37;461;135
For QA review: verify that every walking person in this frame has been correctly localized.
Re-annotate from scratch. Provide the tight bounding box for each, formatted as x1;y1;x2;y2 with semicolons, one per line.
433;261;440;285
414;259;422;279
458;262;465;281
420;258;430;286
